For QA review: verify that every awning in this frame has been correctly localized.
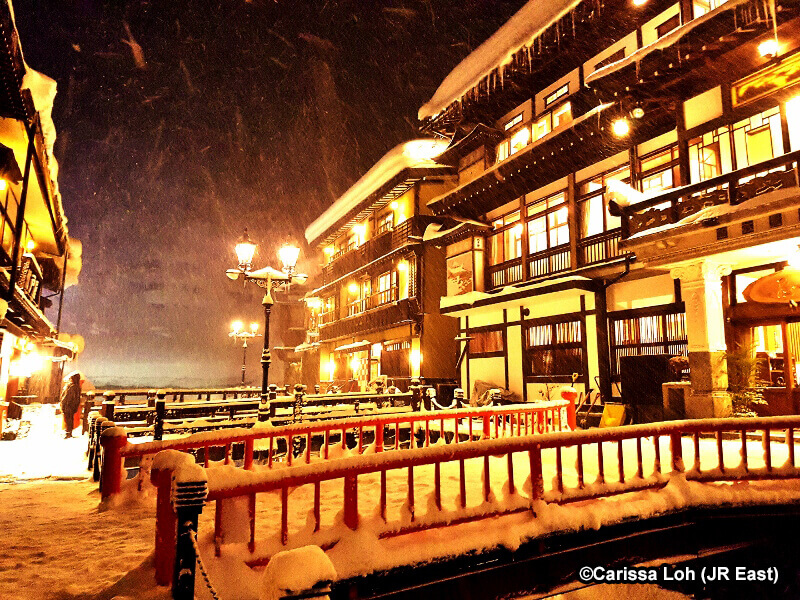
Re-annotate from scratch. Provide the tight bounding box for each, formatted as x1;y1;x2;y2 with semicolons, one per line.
334;340;371;352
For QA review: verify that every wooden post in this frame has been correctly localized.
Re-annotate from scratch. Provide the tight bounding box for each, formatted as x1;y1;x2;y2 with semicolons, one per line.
100;427;127;498
410;379;421;411
102;392;116;420
94;420;114;482
152;467;176;586
172;479;207;600
670;433;684;473
268;383;278;420
343;475;359;530
154;395;166;441
529;445;544;503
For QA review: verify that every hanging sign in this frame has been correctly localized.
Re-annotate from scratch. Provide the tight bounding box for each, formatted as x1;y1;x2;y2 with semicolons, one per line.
732;51;800;108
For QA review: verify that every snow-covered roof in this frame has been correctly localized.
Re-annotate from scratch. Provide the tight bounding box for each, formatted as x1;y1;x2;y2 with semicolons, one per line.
441;275;593;312
304;139;450;247
418;0;581;121
584;0;753;87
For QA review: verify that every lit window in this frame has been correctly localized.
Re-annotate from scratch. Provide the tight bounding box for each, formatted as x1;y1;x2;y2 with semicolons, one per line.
787;96;800;151
533;114;551;140
496;141;510;163
544;84;569;108
504;113;523;131
509;127;531;155
552;102;572;129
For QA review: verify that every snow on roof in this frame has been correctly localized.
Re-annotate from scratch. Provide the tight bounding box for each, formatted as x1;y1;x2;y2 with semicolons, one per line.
584;0;754;87
304;139;450;246
441;275;592;310
418;0;581;121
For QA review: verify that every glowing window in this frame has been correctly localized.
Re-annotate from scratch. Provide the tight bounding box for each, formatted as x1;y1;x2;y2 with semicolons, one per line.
509;127;531;155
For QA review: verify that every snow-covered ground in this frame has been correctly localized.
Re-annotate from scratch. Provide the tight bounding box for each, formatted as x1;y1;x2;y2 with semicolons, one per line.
1;405;798;599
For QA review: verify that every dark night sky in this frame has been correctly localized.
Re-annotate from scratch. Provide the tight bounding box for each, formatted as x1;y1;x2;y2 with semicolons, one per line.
14;0;523;387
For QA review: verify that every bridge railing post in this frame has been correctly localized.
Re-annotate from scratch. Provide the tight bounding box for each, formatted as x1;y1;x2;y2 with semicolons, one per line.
152;466;176;587
102;392;116;420
172;478;207;599
529;444;544;504
670;432;684;473
343;475;359;530
292;384;306;424
154;392;166;441
268;383;278;420
100;427;128;500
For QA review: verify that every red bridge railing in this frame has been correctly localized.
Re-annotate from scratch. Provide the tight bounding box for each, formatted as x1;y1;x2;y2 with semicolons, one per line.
100;401;574;500
153;414;800;595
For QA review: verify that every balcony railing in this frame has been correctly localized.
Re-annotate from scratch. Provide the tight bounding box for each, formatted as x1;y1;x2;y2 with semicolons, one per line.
621;150;800;239
487;256;523;288
319;298;417;341
528;245;570;279
578;229;625;266
346;287;400;317
321;217;438;285
318;310;336;325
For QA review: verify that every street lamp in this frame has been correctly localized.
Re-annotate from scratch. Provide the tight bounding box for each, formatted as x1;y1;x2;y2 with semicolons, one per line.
226;231;307;403
229;321;261;385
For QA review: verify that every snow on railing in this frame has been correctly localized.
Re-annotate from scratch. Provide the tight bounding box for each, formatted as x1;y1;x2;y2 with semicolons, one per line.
99;401;573;501
152;414;800;597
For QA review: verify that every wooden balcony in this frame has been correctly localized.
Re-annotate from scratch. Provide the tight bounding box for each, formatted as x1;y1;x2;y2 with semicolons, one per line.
578;229;625;266
620;150;800;239
319;296;417;342
528;245;570;279
321;217;436;285
487;256;523;289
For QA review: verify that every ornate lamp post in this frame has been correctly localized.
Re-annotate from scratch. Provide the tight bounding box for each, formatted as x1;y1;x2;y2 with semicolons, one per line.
226;230;307;403
229;320;261;385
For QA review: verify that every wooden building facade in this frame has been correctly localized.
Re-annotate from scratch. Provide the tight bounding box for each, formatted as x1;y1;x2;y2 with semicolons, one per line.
420;0;800;417
302;141;458;391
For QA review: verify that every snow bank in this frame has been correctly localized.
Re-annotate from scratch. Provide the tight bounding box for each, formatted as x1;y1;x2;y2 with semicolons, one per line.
305;139;449;246
259;545;336;600
440;275;592;309
419;0;581;120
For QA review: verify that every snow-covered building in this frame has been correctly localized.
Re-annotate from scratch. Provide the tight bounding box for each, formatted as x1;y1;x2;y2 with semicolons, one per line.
0;0;80;424
302;140;458;391
420;0;800;418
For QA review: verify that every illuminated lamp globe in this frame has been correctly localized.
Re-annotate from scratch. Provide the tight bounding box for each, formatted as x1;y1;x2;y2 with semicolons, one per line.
235;230;257;268
631;107;645;119
348;282;360;295
278;244;301;272
612;118;631;137
632;0;647;5
0;179;6;190
759;39;779;58
232;320;243;334
250;322;259;333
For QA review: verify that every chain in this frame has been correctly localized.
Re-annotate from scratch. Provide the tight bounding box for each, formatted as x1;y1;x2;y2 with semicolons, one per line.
188;528;222;600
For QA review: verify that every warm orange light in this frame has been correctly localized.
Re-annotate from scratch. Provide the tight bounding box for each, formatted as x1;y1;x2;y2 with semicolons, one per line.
306;297;323;311
759;39;779;58
632;0;647;6
612;118;630;137
327;357;336;379
350;357;361;373
231;321;243;334
348;282;360;295
25;240;35;251
0;180;7;191
390;201;399;210
323;246;335;255
397;260;408;272
250;322;259;333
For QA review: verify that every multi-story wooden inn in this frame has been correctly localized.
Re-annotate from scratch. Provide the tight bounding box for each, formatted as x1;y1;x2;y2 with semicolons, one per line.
419;0;800;418
302;140;458;392
0;0;80;425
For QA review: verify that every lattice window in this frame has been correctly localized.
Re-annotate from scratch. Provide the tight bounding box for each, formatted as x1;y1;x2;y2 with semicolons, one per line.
609;307;687;378
526;319;583;377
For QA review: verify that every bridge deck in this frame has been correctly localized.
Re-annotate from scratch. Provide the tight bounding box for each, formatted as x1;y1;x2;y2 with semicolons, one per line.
190;434;800;598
